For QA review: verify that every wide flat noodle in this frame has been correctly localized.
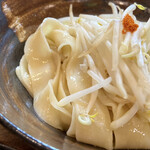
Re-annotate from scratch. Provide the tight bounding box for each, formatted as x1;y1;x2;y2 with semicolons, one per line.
16;55;33;96
24;19;62;96
16;3;150;150
19;18;74;130
34;80;71;130
114;105;150;149
66;57;113;149
75;100;112;150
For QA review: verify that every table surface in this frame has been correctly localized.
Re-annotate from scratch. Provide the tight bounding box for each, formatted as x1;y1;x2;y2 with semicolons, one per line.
0;123;38;150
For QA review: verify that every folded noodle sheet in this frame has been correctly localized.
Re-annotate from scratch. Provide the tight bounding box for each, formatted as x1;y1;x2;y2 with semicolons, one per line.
16;18;113;149
16;16;150;149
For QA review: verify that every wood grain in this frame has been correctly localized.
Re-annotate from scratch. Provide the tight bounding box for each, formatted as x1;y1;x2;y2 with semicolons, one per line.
0;123;37;150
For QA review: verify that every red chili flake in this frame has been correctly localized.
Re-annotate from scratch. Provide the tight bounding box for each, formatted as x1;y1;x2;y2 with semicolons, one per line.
122;14;139;34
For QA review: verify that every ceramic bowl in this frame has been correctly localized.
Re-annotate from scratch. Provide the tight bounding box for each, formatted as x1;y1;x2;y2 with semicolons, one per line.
0;0;150;149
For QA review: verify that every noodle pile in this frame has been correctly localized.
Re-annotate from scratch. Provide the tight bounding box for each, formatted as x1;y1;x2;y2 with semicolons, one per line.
16;2;150;149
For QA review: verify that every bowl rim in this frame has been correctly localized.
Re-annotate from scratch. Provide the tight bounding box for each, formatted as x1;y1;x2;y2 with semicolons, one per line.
0;114;55;150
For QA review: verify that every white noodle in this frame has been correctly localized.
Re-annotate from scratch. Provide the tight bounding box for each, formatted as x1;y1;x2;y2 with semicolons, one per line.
122;4;136;19
88;70;121;96
16;3;150;134
58;77;112;106
119;60;145;107
143;18;150;35
119;32;131;55
115;69;128;99
110;102;139;129
108;2;118;15
69;4;75;25
112;20;120;71
122;23;143;58
79;21;113;58
80;14;107;25
105;40;112;52
136;41;144;67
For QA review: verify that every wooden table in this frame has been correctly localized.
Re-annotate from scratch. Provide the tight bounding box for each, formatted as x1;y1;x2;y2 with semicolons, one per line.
0;123;37;150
